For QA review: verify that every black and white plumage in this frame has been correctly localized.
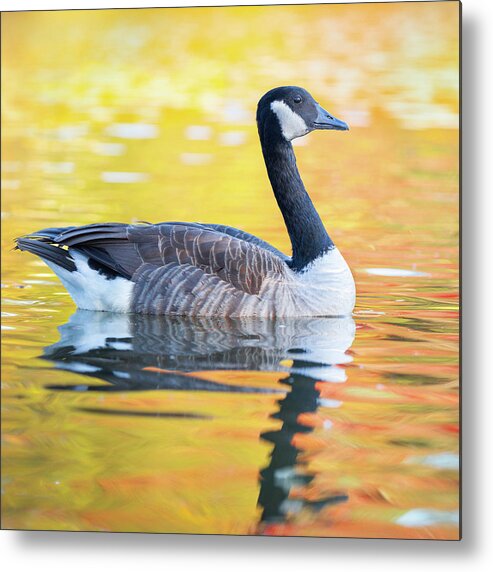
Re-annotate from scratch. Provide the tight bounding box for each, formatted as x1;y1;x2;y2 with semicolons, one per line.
16;86;355;317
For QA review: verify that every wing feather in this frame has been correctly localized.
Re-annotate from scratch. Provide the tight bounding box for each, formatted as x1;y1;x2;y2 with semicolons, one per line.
18;221;291;315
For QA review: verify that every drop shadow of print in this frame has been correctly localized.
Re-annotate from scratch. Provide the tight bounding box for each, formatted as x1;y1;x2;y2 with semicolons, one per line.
6;1;470;554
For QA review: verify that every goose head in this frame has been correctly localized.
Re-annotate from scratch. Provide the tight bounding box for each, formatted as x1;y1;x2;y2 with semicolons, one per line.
257;86;349;142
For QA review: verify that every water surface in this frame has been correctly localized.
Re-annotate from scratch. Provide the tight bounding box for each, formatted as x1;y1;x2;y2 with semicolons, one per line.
1;3;459;538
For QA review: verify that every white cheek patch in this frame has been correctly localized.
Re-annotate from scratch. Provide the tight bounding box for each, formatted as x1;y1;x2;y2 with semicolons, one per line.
270;100;309;141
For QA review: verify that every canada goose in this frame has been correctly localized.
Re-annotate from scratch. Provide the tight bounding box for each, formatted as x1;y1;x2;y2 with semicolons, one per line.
16;86;355;317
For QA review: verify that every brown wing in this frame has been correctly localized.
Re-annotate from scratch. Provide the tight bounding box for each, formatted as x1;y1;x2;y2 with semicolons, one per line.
192;223;290;262
148;221;290;261
37;222;290;314
155;224;288;295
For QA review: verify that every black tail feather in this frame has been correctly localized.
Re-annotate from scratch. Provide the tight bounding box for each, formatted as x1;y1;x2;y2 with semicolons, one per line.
25;226;76;242
15;224;136;280
53;223;130;246
15;237;76;272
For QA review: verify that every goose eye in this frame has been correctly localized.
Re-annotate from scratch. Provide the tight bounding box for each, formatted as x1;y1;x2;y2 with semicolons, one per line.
293;96;302;104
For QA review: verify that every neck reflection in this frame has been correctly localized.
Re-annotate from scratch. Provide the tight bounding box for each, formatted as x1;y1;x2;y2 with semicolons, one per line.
258;368;350;530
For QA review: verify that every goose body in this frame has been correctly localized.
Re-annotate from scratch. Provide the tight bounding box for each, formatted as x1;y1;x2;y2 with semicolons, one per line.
16;86;355;317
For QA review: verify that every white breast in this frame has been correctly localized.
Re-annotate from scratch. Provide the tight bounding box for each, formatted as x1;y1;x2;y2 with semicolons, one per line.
255;247;355;318
301;248;354;285
298;248;356;316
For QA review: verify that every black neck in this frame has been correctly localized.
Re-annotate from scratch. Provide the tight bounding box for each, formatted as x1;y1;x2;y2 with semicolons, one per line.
258;114;333;271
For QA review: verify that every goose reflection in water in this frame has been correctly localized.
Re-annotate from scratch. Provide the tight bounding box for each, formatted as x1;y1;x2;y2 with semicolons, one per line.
42;311;355;529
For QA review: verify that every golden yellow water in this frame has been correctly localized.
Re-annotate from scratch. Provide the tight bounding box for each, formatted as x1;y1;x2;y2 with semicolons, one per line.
1;3;459;538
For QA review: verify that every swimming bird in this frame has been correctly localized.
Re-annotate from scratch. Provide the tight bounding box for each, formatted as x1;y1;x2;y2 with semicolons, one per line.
16;86;355;317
